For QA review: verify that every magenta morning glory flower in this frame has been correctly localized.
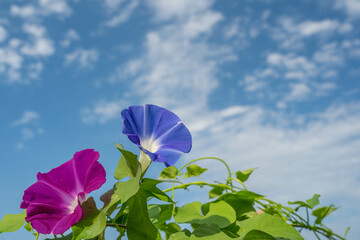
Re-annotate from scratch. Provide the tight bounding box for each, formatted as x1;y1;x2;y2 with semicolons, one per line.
20;149;106;235
121;104;192;168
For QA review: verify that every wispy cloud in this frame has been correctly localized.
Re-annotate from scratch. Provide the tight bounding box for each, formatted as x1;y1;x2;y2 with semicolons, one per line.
334;0;360;18
21;23;54;57
11;111;40;126
81;99;126;124
104;0;139;27
10;0;72;19
271;17;352;49
64;48;99;68
60;29;80;48
11;111;43;150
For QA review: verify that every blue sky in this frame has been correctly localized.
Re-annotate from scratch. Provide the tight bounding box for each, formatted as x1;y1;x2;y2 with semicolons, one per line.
0;0;360;239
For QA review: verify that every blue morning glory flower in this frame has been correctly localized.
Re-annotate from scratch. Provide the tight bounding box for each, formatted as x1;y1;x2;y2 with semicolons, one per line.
121;104;192;168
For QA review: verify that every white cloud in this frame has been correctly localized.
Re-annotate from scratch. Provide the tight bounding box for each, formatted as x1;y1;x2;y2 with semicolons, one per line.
21;128;34;141
267;53;317;78
12;111;43;150
286;83;311;101
10;5;37;19
10;0;71;19
297;19;340;36
28;62;43;79
81;100;125;124
0;25;7;42
241;75;265;92
105;0;139;27
64;48;99;68
147;0;214;21
313;42;344;65
60;29;80;47
12;111;40;126
334;0;360;18
21;23;55;57
272;17;352;49
0;47;23;83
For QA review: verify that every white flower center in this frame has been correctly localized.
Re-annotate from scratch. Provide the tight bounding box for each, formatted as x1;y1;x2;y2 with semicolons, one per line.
140;138;160;153
68;193;87;214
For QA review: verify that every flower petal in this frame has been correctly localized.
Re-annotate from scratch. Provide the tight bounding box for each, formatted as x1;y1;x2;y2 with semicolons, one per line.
121;104;192;166
72;149;106;193
21;149;106;235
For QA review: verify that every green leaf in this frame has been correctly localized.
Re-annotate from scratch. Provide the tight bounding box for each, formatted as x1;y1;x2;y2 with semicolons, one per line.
71;198;106;240
174;201;236;229
202;191;261;220
169;231;190;240
114;145;140;180
243;230;275;240
174;202;203;224
164;223;182;239
191;224;233;239
238;213;303;240
182;164;207;178
312;204;338;224
127;189;160;240
159;166;178;180
306;194;320;209
0;210;26;233
115;178;140;203
148;204;173;229
141;178;174;203
288;194;321;211
344;227;350;238
235;168;256;182
197;201;236;228
208;185;226;199
114;163;142;204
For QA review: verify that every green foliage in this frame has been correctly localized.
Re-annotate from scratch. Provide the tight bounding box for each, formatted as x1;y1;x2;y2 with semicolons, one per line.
71;198;107;240
238;213;303;240
181;164;207;178
312;204;338;224
159;166;178;180
4;144;349;240
126;190;161;240
0;210;26;233
235;168;256;183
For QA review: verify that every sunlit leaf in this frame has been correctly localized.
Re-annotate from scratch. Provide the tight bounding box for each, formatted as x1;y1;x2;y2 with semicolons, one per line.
0;210;26;233
169;231;189;240
175;201;236;229
208;185;226;199
148;204;173;228
127;189;160;240
312;204;338;224
243;230;275;240
159;166;178;180
202;191;261;220
72;198;106;240
114;144;140;179
141;178;173;203
174;202;203;224
114;164;142;203
235;168;256;182
182;164;207;178
238;213;303;240
306;194;320;209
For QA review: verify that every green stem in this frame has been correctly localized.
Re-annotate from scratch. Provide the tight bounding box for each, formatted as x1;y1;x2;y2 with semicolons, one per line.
163;181;234;193
35;233;39;240
107;214;124;233
231;178;247;190
178;157;233;188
